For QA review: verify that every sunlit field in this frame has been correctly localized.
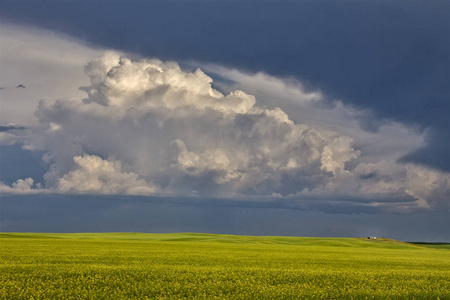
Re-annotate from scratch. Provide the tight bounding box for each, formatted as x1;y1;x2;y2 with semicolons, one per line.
1;233;449;299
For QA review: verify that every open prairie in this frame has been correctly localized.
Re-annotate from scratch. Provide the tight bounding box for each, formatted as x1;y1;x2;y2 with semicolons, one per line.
1;233;449;299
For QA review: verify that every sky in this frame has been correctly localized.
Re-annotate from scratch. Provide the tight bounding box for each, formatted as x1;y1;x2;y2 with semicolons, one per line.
0;0;449;242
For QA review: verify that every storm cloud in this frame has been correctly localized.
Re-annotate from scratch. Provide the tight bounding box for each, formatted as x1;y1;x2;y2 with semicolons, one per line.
2;0;448;171
1;53;448;213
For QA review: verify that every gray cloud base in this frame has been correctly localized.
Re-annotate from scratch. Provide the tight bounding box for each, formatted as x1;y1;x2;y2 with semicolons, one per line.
1;195;450;242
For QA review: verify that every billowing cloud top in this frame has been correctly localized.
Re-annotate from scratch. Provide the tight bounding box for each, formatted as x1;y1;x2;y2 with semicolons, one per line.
1;53;449;213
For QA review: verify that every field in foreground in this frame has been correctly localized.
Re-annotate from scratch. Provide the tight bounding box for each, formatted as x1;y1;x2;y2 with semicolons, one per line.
1;233;449;299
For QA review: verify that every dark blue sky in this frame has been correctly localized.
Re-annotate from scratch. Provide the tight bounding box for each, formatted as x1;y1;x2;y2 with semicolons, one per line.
0;1;449;241
2;0;448;170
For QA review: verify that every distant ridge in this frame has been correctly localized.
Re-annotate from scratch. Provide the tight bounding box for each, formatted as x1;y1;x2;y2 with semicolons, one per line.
3;232;447;249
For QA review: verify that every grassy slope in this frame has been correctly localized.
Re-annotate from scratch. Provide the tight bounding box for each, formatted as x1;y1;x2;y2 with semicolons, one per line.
410;242;450;249
1;233;449;299
0;232;436;248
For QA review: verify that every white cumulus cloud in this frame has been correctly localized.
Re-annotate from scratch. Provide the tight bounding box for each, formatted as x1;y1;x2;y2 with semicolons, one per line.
1;50;448;212
55;154;157;195
0;178;42;194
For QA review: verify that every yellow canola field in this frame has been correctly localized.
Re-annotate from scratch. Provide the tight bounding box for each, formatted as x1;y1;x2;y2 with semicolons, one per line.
1;233;449;299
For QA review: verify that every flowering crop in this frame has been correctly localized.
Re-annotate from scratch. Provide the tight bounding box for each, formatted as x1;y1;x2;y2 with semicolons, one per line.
1;233;449;299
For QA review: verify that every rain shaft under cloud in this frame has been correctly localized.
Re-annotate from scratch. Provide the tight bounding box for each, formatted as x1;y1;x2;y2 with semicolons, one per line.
1;53;449;213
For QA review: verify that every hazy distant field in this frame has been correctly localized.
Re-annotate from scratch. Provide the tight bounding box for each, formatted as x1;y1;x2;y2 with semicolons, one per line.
1;233;449;299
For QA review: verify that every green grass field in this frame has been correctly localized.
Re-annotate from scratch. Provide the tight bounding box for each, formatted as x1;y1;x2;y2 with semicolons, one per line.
1;233;449;299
